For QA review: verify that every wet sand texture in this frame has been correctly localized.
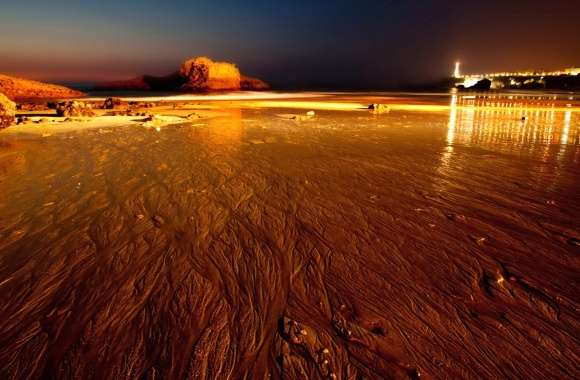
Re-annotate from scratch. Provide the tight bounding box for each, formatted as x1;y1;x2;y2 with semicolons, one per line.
0;95;579;379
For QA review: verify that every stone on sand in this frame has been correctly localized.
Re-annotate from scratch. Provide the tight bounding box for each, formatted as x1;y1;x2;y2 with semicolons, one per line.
103;97;122;109
56;101;96;117
0;92;16;129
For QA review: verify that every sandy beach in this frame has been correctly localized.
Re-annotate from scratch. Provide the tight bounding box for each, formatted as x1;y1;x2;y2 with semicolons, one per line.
0;92;579;379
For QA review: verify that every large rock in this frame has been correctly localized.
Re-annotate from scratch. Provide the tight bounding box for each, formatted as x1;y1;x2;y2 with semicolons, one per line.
179;57;240;91
0;92;16;129
468;78;492;91
241;75;270;90
56;101;95;117
0;74;84;100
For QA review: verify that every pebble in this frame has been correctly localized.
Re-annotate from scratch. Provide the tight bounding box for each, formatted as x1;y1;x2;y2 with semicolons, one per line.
470;236;486;246
152;215;165;227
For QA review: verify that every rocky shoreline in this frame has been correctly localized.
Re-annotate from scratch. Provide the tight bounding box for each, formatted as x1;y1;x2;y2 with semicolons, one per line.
0;56;271;130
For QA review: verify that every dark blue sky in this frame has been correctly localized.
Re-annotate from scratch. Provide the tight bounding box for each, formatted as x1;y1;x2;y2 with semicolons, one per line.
0;0;578;88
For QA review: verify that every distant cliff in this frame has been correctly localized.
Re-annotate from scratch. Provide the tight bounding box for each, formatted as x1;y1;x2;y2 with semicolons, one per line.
96;57;269;92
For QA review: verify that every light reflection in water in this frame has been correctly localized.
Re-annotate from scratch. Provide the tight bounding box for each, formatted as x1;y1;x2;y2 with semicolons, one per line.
444;94;579;159
438;94;579;191
556;110;573;164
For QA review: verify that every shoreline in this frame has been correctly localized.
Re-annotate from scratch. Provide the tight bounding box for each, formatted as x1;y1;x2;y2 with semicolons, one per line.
0;91;578;379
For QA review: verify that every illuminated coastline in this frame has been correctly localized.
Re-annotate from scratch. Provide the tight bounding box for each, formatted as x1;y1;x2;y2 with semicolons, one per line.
452;62;580;89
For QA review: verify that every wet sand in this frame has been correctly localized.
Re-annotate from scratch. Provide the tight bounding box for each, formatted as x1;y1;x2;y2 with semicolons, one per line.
0;92;579;379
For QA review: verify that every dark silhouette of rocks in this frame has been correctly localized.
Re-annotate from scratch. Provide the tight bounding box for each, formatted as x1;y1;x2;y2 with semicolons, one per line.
0;74;84;100
470;78;491;90
241;75;270;90
0;92;16;129
95;56;269;92
96;73;184;91
457;78;492;91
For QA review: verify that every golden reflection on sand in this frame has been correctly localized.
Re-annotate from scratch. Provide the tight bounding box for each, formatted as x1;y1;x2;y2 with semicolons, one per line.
187;108;243;149
439;93;579;193
443;94;578;153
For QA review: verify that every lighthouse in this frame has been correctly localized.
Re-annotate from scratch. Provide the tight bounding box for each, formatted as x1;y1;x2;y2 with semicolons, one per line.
453;61;461;78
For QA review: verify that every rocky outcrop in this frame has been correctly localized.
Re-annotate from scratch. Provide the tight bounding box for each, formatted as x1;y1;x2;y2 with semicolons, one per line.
96;76;151;91
0;92;16;129
56;101;95;117
241;75;270;90
0;74;84;100
95;57;269;92
179;57;241;91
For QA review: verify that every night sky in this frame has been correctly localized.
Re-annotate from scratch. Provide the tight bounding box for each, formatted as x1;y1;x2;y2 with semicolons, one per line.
1;0;578;88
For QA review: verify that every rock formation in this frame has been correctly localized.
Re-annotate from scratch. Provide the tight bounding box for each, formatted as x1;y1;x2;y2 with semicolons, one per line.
0;92;16;129
95;57;269;92
0;74;84;100
55;101;95;117
179;57;240;91
241;75;270;90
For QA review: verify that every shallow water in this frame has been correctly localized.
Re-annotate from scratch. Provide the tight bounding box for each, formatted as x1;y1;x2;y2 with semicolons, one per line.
0;93;579;379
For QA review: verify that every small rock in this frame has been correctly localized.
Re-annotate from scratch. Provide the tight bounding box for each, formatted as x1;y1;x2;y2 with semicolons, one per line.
152;215;165;227
103;97;122;110
56;101;95;117
16;116;29;125
368;103;389;113
306;110;315;116
446;213;466;221
470;236;486;246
